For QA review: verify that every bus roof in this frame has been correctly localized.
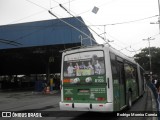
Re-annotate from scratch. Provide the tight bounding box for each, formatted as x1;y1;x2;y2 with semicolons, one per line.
108;46;136;64
62;44;137;64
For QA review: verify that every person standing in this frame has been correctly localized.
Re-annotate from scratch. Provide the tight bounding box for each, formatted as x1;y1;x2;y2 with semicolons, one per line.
74;63;80;70
94;60;101;75
87;62;94;70
67;63;74;76
79;62;86;69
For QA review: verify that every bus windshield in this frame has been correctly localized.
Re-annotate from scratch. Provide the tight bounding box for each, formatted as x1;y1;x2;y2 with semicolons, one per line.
63;51;105;77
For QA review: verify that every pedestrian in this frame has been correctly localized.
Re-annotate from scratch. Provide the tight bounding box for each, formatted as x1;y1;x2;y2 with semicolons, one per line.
154;78;158;85
156;79;160;94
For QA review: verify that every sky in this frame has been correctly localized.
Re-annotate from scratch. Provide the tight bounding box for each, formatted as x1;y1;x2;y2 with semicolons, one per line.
0;0;159;57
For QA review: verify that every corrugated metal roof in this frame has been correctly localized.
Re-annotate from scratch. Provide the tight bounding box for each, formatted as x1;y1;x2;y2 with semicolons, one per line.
0;17;96;49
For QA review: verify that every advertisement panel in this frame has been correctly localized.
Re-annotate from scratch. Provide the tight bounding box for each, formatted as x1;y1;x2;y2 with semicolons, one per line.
62;51;107;103
63;51;105;77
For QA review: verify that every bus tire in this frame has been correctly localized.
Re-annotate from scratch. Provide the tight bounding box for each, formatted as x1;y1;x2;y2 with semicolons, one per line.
128;92;132;109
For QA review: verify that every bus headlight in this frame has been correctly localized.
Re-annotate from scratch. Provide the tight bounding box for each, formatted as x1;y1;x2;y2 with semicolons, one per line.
85;77;92;83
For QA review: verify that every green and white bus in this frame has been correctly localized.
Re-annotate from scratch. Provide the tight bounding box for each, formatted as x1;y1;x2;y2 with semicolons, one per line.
59;45;145;112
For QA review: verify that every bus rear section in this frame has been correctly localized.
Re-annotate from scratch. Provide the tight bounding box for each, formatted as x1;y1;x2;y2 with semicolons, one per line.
59;50;113;112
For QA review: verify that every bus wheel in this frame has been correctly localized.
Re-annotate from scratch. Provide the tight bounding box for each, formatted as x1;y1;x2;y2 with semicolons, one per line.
128;92;132;109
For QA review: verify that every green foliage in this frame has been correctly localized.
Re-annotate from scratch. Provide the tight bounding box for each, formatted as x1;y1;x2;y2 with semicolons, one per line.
134;47;160;76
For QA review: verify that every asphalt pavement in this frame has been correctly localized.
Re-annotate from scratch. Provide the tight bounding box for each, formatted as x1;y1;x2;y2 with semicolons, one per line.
0;85;158;120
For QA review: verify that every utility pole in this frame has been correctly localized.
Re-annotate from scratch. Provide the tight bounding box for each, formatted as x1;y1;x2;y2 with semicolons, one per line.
143;37;155;81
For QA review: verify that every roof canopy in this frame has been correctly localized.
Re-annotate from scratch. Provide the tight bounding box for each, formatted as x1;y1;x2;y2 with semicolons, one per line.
0;17;96;49
0;17;97;75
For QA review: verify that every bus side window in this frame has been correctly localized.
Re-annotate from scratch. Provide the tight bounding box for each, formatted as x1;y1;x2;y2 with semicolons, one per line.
140;68;145;91
116;56;125;85
124;63;131;80
124;63;139;93
124;63;137;81
117;61;125;85
110;53;118;84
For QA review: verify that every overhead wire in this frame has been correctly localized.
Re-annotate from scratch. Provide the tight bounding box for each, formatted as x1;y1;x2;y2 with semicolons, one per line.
0;19;67;45
48;10;97;43
107;32;142;53
67;13;159;43
106;32;128;46
0;38;22;46
10;20;65;43
8;0;78;25
8;10;46;25
105;15;159;26
58;3;107;43
150;33;160;38
57;1;159;48
1;0;158;51
77;0;118;16
25;0;98;43
58;3;117;46
95;15;159;54
51;0;103;37
26;0;158;47
119;40;144;51
56;0;160;53
88;15;159;26
107;36;143;55
51;0;77;7
2;0;96;46
25;0;48;10
52;0;104;36
0;0;88;47
119;32;160;51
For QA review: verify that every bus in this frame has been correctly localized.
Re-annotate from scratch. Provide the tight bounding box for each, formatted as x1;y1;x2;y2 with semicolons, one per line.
59;45;145;112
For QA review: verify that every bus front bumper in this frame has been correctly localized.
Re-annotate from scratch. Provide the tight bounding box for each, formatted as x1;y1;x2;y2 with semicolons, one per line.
59;102;113;112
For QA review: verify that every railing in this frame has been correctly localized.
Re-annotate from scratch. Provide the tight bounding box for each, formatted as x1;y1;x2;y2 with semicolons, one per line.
147;81;160;119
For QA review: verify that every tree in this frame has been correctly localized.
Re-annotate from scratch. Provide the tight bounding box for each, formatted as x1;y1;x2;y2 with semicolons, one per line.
134;47;160;77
